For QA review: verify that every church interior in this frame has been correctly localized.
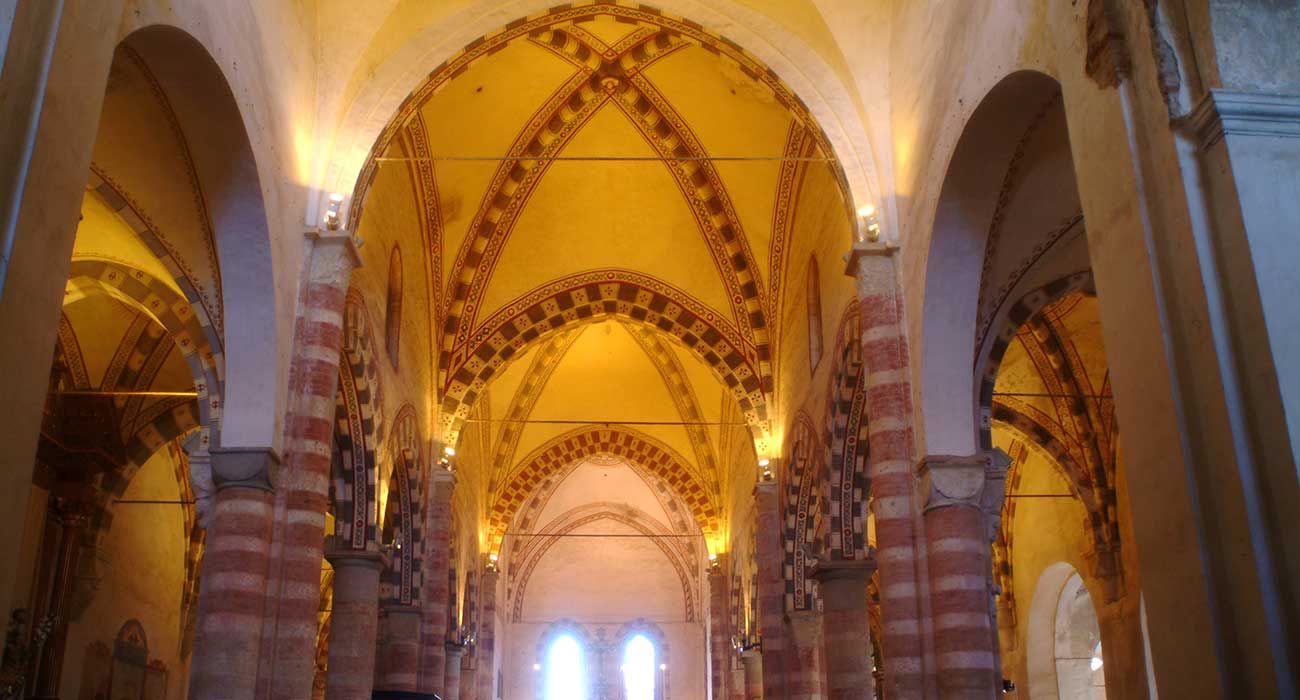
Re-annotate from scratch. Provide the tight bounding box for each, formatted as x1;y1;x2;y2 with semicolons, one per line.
0;2;1297;699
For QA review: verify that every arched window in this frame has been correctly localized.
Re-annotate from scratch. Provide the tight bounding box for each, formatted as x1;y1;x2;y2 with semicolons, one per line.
1027;564;1107;699
622;634;657;700
1054;572;1106;698
807;255;823;372
545;634;586;700
385;245;402;369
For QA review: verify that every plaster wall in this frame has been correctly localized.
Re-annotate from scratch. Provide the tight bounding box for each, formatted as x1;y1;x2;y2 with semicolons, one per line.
60;447;189;700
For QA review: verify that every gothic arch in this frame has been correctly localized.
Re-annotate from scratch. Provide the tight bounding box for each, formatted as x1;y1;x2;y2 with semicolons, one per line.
783;411;824;612
117;25;281;450
824;300;870;561
918;70;1067;456
332;290;384;550
440;270;769;441
331;0;875;238
509;504;698;623
382;405;423;606
488;425;719;549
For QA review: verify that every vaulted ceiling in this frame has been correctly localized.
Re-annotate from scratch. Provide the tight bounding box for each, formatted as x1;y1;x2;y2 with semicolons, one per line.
353;4;854;524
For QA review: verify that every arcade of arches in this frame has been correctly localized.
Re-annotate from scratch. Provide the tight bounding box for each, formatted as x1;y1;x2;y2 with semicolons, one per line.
0;2;1297;699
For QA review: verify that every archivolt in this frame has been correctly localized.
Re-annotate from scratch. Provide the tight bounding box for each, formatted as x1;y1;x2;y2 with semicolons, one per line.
489;425;718;550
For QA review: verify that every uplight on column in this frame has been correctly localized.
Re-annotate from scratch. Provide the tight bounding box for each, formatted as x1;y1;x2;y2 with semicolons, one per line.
324;192;345;230
856;203;881;243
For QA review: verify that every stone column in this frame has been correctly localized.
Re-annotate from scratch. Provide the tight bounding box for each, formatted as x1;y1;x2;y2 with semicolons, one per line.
459;652;477;700
260;229;362;700
419;468;456;694
443;645;464;700
814;558;878;700
0;0;124;628
476;569;499;700
846;241;925;699
752;479;786;699
375;605;422;692
730;659;747;700
188;448;279;700
918;454;1005;698
786;610;824;700
741;649;764;700
324;549;385;700
708;563;730;700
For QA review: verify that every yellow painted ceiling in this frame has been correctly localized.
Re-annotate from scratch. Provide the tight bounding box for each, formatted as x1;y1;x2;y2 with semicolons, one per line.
358;5;854;521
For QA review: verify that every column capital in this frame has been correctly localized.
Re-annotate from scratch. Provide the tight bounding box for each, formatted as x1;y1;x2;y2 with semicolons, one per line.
325;547;387;571
754;478;779;497
304;227;362;269
918;453;995;512
843;239;899;277
811;553;878;584
210;446;280;492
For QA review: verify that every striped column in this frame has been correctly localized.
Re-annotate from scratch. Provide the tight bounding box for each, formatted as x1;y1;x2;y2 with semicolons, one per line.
847;240;926;698
188;448;279;700
786;610;824;700
375;605;422;692
264;229;362;700
324;549;384;700
814;558;878;700
476;569;500;700
709;564;730;700
753;479;787;699
419;469;456;694
459;652;477;700
443;645;464;700
741;649;764;700
918;454;1002;698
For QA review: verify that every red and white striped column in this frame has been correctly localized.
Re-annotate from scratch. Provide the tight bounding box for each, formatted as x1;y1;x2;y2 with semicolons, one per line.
443;645;464;700
323;548;385;700
708;563;731;700
459;652;477;700
419;468;456;694
814;558;877;700
753;478;787;699
261;229;362;700
848;240;927;699
187;447;279;700
786;610;825;700
375;606;422;692
918;454;1004;698
741;649;764;700
476;568;500;700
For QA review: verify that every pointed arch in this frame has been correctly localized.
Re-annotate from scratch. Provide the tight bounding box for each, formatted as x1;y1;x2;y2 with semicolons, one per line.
332;289;384;550
783;411;823;612
441;270;769;441
824;299;870;561
382;405;423;606
488;425;719;550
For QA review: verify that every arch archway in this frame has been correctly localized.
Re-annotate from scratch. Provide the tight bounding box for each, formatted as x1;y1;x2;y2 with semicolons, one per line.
918;70;1072;457
1027;563;1107;700
116;25;281;450
489;425;720;549
324;0;878;227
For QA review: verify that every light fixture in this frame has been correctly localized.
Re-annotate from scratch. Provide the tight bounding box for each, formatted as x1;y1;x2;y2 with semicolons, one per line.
324;193;345;231
1090;656;1103;672
533;663;541;672
444;446;456;456
659;664;667;671
856;202;881;243
757;458;770;467
759;458;773;482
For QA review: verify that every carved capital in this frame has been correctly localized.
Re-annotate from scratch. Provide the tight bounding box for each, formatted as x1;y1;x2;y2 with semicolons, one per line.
324;547;387;572
209;446;280;492
812;554;877;612
918;454;991;511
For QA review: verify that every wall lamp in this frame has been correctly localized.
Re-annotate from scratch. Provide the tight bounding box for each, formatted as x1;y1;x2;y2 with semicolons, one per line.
324;192;345;230
856;204;881;243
